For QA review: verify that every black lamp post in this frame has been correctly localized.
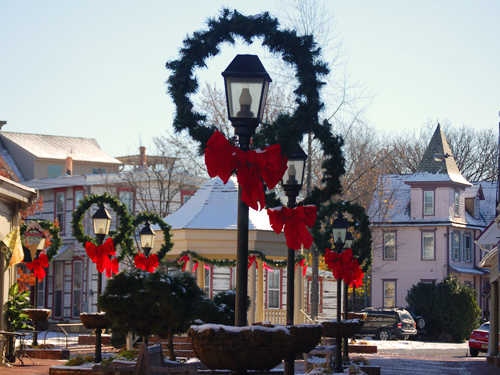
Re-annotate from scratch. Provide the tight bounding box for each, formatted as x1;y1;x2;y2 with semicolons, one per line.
139;222;155;257
91;203;112;363
331;212;349;373
31;234;46;346
342;231;354;361
282;145;307;375
222;54;272;327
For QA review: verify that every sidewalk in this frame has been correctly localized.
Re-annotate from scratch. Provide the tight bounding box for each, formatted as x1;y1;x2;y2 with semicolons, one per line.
0;358;66;375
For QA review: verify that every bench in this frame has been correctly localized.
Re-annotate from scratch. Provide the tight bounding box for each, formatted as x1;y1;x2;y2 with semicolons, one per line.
93;343;198;375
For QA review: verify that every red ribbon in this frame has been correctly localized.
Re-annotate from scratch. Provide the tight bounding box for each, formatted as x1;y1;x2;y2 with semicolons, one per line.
192;262;199;272
85;238;119;276
178;255;190;272
294;258;308;277
267;205;317;250
263;262;272;272
248;255;258;269
324;248;364;287
134;253;159;273
25;253;49;280
205;130;288;211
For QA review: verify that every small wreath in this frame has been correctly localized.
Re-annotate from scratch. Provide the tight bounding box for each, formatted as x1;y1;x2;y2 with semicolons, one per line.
132;212;173;261
310;200;372;272
71;193;134;261
20;219;62;262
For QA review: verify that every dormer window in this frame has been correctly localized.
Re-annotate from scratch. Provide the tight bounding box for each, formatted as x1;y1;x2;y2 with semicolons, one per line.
454;190;460;217
424;191;434;215
474;196;480;219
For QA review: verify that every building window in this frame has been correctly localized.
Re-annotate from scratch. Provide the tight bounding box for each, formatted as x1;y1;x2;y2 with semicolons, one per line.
54;262;63;318
74;188;85;210
464;234;472;263
181;190;195;205
92;168;106;174
48;165;62;178
422;232;435;260
37;278;45;308
73;261;82;318
204;265;213;298
452;232;461;261
383;281;396;308
454;190;460;217
474;197;480;219
55;190;66;234
118;189;134;213
424;191;434;215
267;270;280;309
383;232;396;260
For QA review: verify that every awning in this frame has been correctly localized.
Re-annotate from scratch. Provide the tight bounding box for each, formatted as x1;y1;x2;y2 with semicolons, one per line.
52;244;74;261
450;266;489;276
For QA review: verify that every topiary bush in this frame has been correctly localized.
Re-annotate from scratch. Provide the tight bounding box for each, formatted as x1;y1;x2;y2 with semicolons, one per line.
406;276;481;342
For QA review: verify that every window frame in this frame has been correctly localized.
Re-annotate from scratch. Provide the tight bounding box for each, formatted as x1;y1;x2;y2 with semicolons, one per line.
266;268;282;309
73;187;85;210
54;188;66;235
382;231;397;260
463;233;472;263
454;190;460;217
423;190;435;215
181;190;195;205
383;279;397;308
474;197;480;219
53;261;64;318
117;187;135;213
204;264;213;299
421;230;436;260
451;232;461;261
48;164;63;178
72;260;83;318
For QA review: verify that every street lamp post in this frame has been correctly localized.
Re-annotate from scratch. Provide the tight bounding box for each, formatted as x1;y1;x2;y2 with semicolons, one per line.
139;221;155;345
91;203;112;363
342;231;354;361
331;213;349;373
281;145;307;375
222;54;272;327
31;234;46;347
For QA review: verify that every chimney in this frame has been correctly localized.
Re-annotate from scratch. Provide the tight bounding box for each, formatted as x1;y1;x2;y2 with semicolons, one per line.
65;156;73;175
139;146;147;167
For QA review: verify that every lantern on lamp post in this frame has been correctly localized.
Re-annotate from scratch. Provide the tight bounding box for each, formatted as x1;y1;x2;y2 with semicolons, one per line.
91;203;111;363
331;212;349;373
222;54;271;327
139;222;155;257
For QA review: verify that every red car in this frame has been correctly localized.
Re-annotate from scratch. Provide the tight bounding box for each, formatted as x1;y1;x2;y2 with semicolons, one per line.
469;322;498;357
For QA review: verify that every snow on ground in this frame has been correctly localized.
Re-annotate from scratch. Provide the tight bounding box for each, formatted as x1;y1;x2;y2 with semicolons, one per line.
356;337;469;350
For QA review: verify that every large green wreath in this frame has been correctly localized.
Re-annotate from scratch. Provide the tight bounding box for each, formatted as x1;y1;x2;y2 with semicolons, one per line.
71;193;134;261
20;219;62;262
131;212;173;261
310;201;372;272
166;8;345;209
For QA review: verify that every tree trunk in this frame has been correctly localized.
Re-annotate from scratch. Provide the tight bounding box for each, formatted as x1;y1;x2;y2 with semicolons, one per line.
167;329;176;361
310;244;319;320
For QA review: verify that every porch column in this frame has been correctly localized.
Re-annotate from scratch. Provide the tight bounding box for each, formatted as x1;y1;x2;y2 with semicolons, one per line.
197;261;205;291
489;280;499;357
248;260;257;324
186;257;193;274
294;265;302;323
257;259;264;322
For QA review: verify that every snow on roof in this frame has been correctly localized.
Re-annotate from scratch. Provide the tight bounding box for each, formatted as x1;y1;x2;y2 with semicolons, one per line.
450;265;488;276
163;177;274;231
0;132;122;164
405;170;471;186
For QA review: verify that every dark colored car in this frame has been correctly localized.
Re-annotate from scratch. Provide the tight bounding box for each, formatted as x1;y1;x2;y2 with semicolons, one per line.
469;322;498;357
355;307;417;340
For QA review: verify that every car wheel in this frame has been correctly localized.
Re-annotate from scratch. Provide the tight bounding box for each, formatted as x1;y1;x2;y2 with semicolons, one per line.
470;348;479;357
416;317;425;330
377;328;391;341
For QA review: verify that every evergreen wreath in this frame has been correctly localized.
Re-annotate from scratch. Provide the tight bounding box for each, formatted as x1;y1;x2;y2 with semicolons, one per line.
131;212;173;261
20;219;62;262
310;200;372;272
166;8;345;210
71;193;134;261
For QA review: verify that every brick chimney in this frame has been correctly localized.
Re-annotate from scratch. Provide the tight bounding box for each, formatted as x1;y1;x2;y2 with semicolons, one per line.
65;156;73;175
139;146;147;167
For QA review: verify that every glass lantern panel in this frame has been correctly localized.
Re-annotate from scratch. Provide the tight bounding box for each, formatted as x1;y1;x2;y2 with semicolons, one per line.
284;159;305;186
225;77;265;120
140;234;155;249
93;218;110;235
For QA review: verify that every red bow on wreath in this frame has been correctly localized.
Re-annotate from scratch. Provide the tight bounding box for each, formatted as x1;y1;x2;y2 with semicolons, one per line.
294;258;308;277
25;253;49;281
178;255;190;271
85;238;119;276
205;130;288;211
134;253;159;273
267;205;318;250
324;248;364;287
248;255;258;269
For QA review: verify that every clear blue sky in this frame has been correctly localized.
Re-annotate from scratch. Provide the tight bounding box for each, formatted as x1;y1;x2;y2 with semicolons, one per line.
1;1;499;157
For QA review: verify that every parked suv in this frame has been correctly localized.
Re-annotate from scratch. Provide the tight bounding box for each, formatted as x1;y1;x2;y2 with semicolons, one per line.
355;307;417;340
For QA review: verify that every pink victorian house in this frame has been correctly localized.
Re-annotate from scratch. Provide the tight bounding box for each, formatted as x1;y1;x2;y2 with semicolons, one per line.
369;125;494;318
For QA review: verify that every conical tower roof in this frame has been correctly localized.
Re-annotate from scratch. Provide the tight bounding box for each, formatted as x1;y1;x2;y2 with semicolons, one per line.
408;124;471;186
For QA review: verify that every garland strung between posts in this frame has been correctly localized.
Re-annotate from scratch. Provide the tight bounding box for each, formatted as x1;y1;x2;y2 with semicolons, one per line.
20;219;62;262
174;250;306;269
131;212;173;261
71;193;134;261
310;200;372;272
166;8;345;210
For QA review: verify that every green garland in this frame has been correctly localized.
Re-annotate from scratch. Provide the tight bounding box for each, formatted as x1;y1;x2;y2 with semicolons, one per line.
166;8;345;210
310;200;372;272
174;250;306;269
20;219;62;262
71;193;134;261
131;212;173;261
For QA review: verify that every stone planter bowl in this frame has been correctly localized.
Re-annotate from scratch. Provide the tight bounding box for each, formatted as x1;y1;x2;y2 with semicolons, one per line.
286;324;323;355
80;313;112;330
188;324;292;373
321;320;365;338
23;308;51;322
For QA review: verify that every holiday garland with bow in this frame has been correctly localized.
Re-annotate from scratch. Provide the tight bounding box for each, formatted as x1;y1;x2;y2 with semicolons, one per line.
324;247;364;288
